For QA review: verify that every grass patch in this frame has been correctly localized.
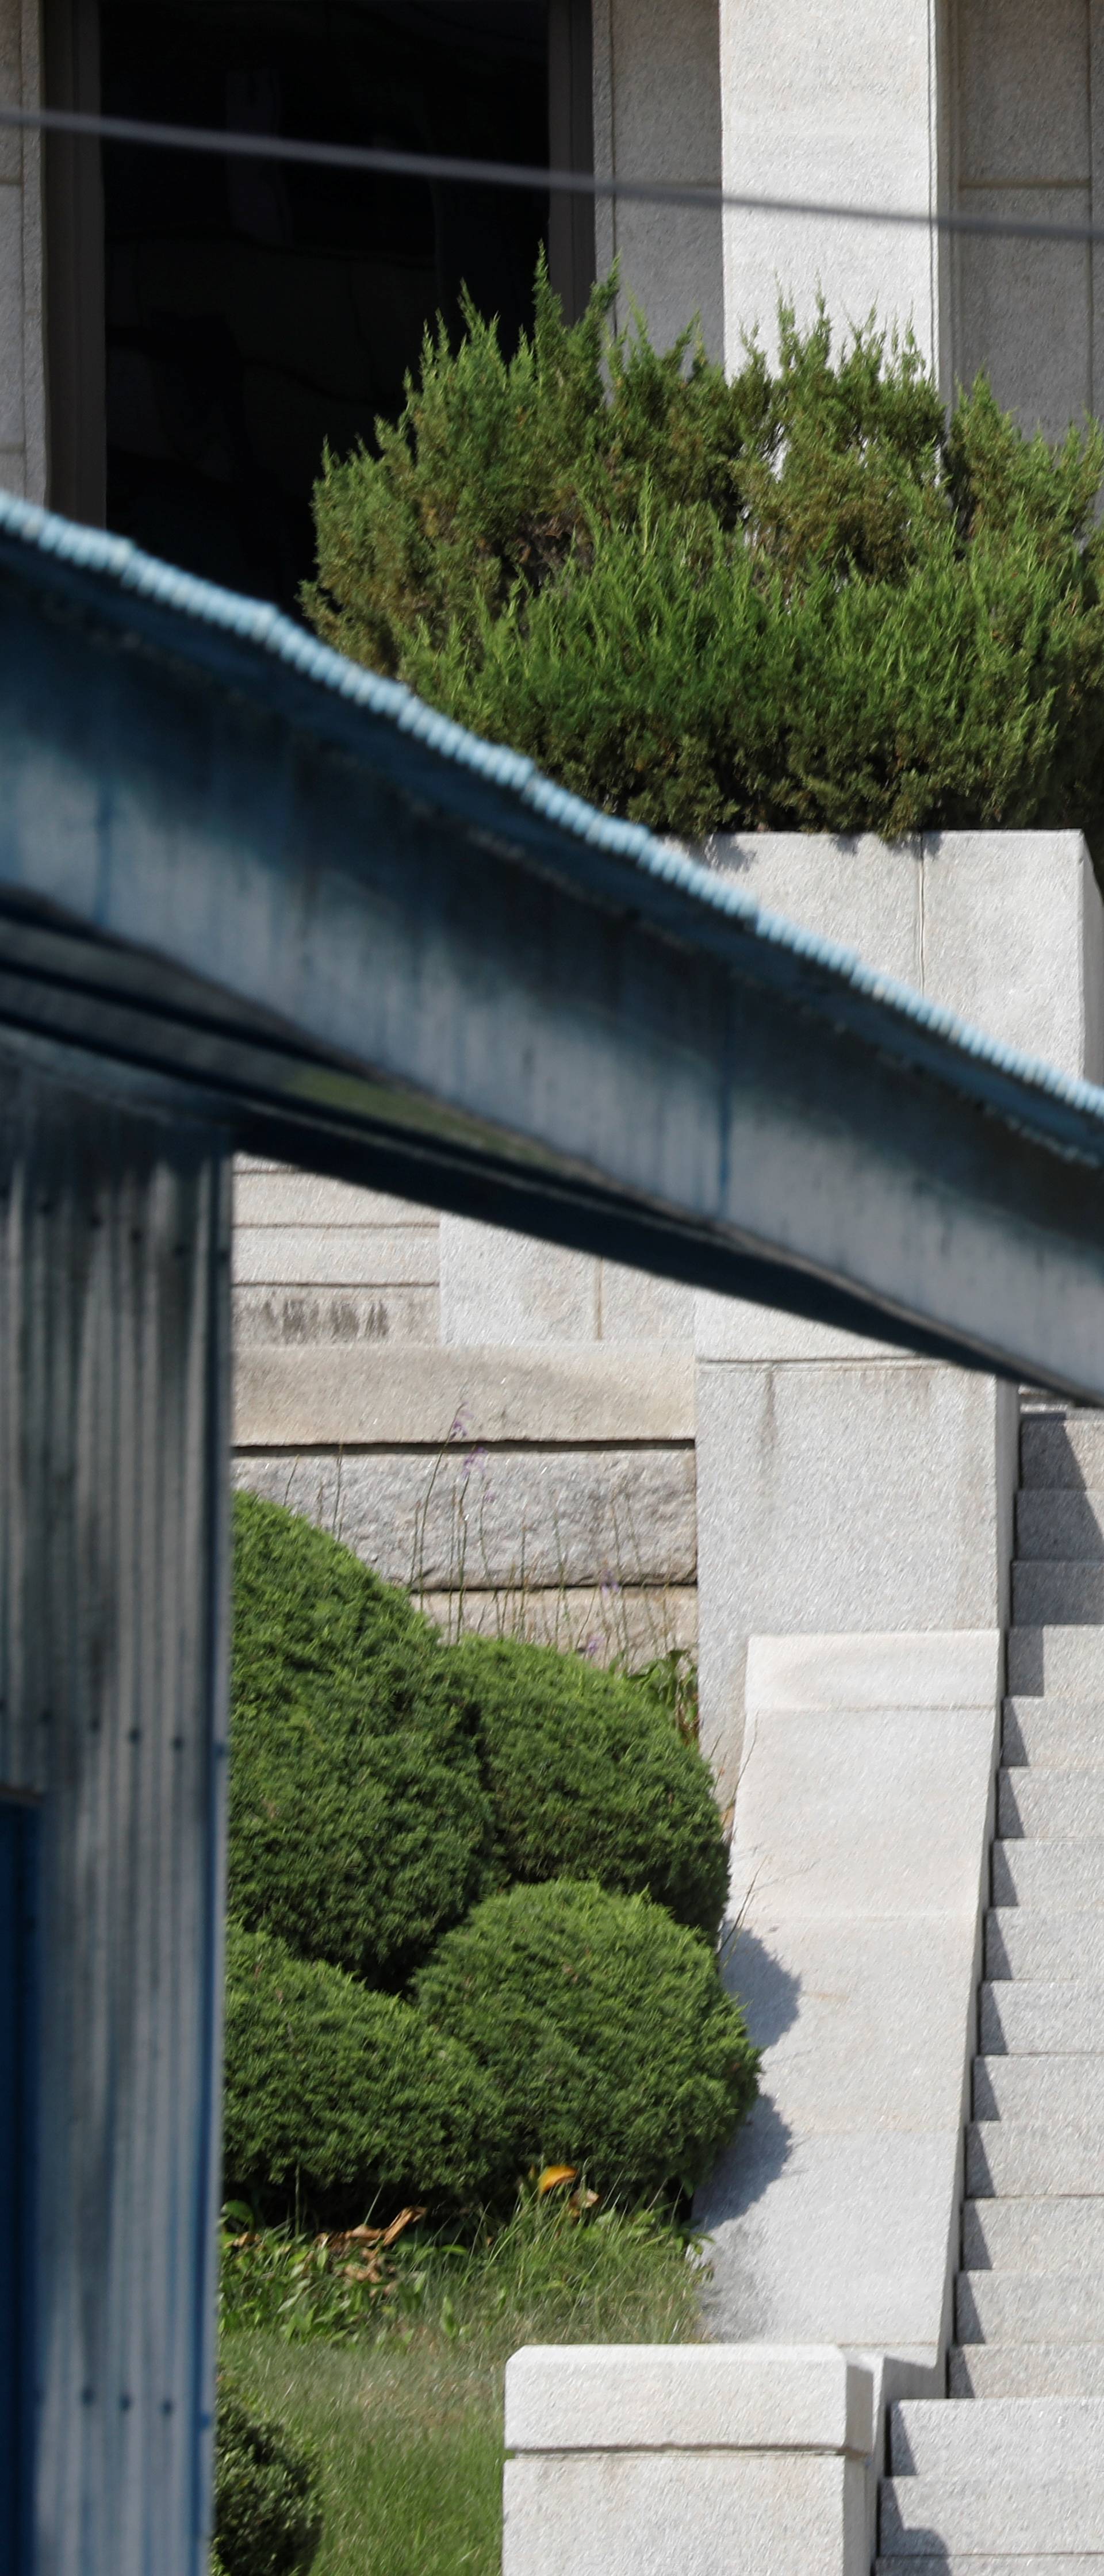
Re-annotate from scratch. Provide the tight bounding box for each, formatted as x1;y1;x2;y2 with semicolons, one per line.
221;2190;706;2575
222;2338;503;2576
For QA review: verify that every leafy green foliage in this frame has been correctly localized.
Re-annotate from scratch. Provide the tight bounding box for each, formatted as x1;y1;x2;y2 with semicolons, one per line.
448;1631;727;1938
224;1921;508;2224
231;1493;729;1952
305;267;1104;845
416;1879;758;2202
229;1493;495;1988
221;2208;428;2344
214;2385;324;2576
223;2182;704;2575
221;2182;706;2352
227;1502;749;2228
628;1646;700;1750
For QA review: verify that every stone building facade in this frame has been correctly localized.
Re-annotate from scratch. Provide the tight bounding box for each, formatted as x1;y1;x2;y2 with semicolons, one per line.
0;3;1099;524
599;0;1104;446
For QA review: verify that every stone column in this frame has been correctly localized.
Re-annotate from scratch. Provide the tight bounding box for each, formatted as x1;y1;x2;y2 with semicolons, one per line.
591;0;725;355
719;0;952;381
950;0;1104;442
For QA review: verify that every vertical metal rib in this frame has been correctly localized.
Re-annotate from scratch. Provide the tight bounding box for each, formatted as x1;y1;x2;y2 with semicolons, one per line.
0;1046;230;2576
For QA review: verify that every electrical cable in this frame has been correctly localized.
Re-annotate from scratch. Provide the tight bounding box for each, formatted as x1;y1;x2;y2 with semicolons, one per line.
3;96;1104;255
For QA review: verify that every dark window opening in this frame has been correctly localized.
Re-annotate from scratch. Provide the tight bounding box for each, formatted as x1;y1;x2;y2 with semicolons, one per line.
46;0;593;612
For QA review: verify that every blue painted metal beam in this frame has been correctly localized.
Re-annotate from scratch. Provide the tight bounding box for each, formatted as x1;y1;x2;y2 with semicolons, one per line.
1;497;1104;1394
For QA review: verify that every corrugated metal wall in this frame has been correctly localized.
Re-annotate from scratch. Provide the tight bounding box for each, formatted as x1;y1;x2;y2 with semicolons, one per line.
0;1044;231;2576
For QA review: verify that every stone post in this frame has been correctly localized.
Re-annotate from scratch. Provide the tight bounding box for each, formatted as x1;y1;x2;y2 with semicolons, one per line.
695;829;1104;1802
591;0;725;355
503;2346;874;2576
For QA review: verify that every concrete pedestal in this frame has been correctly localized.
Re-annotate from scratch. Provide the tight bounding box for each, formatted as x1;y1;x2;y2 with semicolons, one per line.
503;2347;874;2576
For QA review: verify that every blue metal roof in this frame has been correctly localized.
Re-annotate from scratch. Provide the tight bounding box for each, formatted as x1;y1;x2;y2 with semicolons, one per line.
1;490;1103;1392
3;486;1104;1152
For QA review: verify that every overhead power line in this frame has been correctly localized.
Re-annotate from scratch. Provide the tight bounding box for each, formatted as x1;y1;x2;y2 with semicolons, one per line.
5;97;1104;255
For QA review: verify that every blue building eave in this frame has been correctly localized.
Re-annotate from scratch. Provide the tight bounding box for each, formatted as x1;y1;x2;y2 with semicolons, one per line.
0;493;1103;1395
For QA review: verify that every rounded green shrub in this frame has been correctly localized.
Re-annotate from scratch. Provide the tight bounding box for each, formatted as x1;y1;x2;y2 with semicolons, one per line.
224;1920;508;2221
449;1632;728;1939
214;2386;323;2576
416;1879;758;2202
305;268;1104;851
230;1490;495;1987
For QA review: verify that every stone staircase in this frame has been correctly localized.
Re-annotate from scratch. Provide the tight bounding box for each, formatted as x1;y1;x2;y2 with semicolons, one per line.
877;1405;1104;2571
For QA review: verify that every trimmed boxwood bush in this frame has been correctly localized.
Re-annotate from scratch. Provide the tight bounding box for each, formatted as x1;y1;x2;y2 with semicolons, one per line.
450;1632;728;1939
230;1492;496;1987
416;1878;758;2202
231;1493;730;1953
305;266;1104;850
214;2386;323;2576
224;1920;508;2221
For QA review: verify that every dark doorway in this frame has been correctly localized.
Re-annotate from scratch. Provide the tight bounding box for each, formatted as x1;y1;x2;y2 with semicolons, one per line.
46;0;593;611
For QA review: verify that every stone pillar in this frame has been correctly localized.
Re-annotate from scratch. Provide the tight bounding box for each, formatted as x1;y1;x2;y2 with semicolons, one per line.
950;0;1104;441
718;0;952;381
591;0;724;355
695;829;1104;1799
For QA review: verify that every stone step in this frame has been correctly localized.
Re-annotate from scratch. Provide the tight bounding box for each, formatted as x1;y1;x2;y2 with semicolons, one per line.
949;2343;1104;2399
998;1768;1104;1838
1022;1412;1104;1490
967;2115;1104;2196
979;1979;1104;2053
964;2195;1104;2272
1007;1627;1104;1699
974;2054;1104;2122
985;1908;1104;1979
991;1837;1104;1908
880;2471;1104;2556
1013;1562;1104;1624
967;2117;1104;2195
1004;1697;1104;1768
1018;1489;1104;1561
890;2394;1104;2476
956;2269;1104;2345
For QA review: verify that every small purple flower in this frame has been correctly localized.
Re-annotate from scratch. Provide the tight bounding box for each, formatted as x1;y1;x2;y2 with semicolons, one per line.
599;1569;621;1599
448;1409;470;1443
582;1633;603;1661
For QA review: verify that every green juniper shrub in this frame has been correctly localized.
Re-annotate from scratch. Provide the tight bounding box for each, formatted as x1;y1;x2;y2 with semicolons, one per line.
230;1492;496;1987
224;1919;509;2225
448;1630;728;1939
214;2385;324;2576
416;1877;758;2204
305;265;1104;849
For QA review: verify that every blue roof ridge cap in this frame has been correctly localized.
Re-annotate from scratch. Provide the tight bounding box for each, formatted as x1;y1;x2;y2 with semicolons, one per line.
4;489;1104;1138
